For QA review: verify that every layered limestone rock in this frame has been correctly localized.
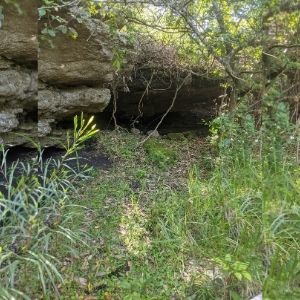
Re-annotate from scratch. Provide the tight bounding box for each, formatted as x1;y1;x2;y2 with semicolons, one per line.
38;10;119;86
38;87;110;119
0;0;38;145
0;111;19;133
37;5;123;143
0;64;37;107
0;1;119;146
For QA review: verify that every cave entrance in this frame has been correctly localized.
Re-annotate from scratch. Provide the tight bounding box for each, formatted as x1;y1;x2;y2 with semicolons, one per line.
112;112;211;136
36;74;222;144
102;75;222;136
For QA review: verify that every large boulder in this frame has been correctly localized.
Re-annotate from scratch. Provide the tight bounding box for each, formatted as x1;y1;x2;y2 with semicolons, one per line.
38;6;131;86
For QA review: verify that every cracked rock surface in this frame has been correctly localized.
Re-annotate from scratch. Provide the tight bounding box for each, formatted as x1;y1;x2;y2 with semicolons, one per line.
0;1;119;146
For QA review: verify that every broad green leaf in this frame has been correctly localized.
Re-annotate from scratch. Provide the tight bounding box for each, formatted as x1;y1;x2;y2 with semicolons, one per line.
234;272;243;281
38;7;46;18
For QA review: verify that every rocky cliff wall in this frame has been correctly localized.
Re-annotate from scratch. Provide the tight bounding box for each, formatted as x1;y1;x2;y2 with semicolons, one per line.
0;0;121;146
0;0;38;145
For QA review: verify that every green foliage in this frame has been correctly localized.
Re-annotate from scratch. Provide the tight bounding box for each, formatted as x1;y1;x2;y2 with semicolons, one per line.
205;94;300;298
144;138;178;169
38;0;85;42
52;132;198;299
112;49;127;71
74;98;298;299
214;255;252;282
64;113;99;157
94;0;300;123
8;1;298;298
33;116;299;299
97;129;139;160
0;114;98;299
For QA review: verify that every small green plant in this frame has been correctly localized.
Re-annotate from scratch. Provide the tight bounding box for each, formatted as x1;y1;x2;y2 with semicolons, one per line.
38;0;80;41
214;254;252;282
64;113;99;157
112;49;127;72
144;139;178;169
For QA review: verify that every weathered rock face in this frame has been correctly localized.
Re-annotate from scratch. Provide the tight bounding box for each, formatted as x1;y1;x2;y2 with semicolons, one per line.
38;87;110;119
36;5;126;143
0;1;120;146
0;112;19;133
0;64;37;105
0;0;38;63
0;0;38;145
38;6;125;86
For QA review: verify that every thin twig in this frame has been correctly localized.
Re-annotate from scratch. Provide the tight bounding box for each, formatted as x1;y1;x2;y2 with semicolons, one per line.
111;80;119;129
138;73;191;145
131;71;155;127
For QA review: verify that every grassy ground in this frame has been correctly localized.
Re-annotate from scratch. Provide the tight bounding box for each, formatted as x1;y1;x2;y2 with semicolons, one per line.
47;129;299;300
54;130;215;299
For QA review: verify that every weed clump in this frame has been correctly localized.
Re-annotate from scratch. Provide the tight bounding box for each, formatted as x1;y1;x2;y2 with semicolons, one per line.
144;138;178;169
0;114;98;299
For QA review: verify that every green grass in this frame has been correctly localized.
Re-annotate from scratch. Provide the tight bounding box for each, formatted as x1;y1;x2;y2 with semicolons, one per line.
53;131;207;299
0;115;99;299
67;129;298;299
14;126;300;299
144;138;179;169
